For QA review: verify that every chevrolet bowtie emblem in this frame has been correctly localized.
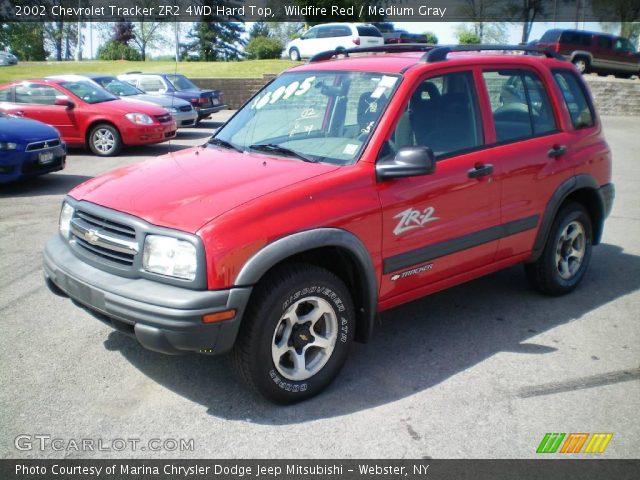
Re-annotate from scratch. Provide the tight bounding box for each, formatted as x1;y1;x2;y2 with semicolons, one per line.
84;229;100;245
299;334;308;341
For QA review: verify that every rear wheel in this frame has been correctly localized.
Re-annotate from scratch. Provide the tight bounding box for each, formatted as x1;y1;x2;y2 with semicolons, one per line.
233;264;354;403
525;202;592;295
88;124;122;156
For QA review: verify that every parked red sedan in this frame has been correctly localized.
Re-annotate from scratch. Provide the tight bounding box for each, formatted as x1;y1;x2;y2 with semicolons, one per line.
0;79;176;156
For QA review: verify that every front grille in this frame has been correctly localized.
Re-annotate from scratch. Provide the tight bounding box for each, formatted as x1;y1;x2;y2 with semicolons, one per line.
25;138;61;152
70;209;138;267
165;131;176;138
179;105;193;112
155;113;172;123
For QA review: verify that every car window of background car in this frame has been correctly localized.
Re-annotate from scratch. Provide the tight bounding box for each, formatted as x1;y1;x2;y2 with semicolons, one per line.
357;26;382;37
98;78;142;96
559;31;591;46
391;71;482;158
59;81;116;104
300;27;318;40
597;36;613;49
0;86;11;101
14;83;59;105
482;69;556;143
552;70;595;129
138;77;166;93
215;71;398;164
166;74;198;91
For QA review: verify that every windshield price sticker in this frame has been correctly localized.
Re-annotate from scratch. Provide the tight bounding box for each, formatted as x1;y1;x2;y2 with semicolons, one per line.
253;77;316;110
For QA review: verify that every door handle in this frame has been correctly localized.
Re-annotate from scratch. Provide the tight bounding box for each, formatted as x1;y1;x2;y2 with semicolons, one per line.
548;144;567;158
468;163;494;179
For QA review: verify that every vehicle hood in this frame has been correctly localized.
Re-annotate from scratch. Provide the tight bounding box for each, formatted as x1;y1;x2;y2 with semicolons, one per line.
0;116;59;143
120;94;191;108
86;98;167;116
68;146;341;233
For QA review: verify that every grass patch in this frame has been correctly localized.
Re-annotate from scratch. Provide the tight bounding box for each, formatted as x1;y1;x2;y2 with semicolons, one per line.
0;59;299;83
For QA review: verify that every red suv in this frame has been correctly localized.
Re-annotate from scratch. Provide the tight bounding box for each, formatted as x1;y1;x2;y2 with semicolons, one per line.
0;79;176;156
44;45;614;403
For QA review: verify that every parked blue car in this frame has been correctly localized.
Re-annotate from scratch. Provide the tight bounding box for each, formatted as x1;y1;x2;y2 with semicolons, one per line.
118;73;226;123
0;112;66;184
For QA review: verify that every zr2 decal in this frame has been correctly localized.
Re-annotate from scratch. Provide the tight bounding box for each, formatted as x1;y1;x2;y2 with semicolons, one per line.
393;206;439;236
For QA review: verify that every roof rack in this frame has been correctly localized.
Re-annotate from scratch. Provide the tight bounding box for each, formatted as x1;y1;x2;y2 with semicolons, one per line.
308;43;437;63
421;44;565;62
307;43;565;65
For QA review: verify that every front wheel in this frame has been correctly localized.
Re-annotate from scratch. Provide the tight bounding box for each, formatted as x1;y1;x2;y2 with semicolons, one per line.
88;124;122;156
233;264;355;403
525;202;593;295
289;48;301;62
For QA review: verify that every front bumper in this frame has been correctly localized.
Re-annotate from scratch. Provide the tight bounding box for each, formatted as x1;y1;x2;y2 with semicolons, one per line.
600;183;615;219
121;121;177;146
44;234;251;355
172;109;198;128
0;144;66;183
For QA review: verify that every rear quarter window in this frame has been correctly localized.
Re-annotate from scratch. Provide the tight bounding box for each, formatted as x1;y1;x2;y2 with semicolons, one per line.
357;26;382;37
552;70;595;129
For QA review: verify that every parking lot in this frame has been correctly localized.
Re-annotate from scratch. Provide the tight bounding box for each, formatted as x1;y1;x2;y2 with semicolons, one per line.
0;113;638;459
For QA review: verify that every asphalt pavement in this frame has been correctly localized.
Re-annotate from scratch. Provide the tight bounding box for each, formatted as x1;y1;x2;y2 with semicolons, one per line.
0;113;638;459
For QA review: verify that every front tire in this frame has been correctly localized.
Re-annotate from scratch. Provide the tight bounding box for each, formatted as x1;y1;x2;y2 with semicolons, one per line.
88;123;122;157
289;48;301;62
525;202;593;296
233;264;355;404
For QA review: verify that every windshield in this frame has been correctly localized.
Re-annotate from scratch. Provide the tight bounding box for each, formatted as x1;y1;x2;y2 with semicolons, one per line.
94;77;142;97
166;74;198;91
59;81;117;104
214;71;399;165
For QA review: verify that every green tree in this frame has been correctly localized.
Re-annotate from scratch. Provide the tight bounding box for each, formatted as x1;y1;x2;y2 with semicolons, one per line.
97;41;142;61
187;22;246;61
457;28;482;45
245;36;284;59
424;32;439;44
3;22;47;60
249;21;271;39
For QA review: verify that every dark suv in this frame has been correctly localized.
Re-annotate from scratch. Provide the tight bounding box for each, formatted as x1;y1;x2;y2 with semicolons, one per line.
536;29;640;78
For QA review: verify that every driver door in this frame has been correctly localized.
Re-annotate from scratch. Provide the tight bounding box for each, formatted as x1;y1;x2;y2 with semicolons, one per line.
377;69;502;302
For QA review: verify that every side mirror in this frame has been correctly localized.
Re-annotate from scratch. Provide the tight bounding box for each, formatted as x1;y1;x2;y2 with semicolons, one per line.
54;96;74;109
376;146;436;181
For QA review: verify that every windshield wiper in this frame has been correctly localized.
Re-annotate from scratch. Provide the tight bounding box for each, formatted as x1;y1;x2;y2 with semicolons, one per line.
207;137;243;153
249;143;318;163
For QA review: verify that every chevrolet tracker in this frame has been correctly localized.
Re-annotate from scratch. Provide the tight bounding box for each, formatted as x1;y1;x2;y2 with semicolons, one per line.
44;45;614;403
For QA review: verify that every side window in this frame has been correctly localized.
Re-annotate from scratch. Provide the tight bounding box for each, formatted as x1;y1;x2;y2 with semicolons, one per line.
482;70;557;143
14;84;59;105
138;77;165;93
597;36;613;50
301;27;318;40
552;70;595;129
317;26;334;39
390;71;483;158
0;86;12;102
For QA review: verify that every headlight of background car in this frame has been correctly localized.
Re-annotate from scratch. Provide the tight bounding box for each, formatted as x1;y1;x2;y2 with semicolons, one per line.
0;142;17;150
125;113;154;125
59;202;74;239
165;107;178;114
143;235;197;281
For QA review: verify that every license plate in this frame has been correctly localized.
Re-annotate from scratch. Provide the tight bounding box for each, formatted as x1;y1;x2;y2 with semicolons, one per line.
211;99;219;105
39;152;54;164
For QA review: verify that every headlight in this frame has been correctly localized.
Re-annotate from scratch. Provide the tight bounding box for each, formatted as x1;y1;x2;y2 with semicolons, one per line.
0;142;17;150
59;202;74;239
143;235;197;281
125;113;154;125
166;107;178;114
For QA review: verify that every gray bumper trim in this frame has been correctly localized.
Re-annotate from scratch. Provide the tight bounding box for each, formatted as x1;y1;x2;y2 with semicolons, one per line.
44;234;251;354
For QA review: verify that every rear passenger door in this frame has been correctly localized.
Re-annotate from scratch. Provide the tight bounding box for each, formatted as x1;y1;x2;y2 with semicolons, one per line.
478;67;573;261
377;69;501;301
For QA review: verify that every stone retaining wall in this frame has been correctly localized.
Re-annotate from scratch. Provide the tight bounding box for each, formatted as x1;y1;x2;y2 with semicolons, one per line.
193;74;640;116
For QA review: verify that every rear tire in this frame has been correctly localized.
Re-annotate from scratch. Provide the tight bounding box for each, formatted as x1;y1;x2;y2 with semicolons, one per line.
232;264;355;404
525;202;592;296
88;123;122;157
572;56;590;74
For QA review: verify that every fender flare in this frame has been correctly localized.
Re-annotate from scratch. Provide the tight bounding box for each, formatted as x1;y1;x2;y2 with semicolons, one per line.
235;228;378;343
529;174;604;262
570;51;593;64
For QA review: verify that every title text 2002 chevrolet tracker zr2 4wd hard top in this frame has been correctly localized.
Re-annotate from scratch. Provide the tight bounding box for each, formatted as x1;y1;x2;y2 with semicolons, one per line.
44;45;614;403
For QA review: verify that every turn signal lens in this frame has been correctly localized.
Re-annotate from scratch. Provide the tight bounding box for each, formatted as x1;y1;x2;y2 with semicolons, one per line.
202;309;236;324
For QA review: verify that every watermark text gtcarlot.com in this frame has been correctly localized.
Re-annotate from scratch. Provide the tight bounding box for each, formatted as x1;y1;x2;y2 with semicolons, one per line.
15;435;195;452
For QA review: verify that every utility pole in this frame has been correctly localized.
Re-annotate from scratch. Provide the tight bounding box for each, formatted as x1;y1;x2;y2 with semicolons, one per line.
75;0;82;61
175;22;180;63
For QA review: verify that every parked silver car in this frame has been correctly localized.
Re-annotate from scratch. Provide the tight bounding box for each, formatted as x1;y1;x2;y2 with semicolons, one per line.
47;75;198;128
0;51;18;66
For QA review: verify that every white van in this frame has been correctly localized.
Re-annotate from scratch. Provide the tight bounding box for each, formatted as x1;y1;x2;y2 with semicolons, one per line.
285;23;384;61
